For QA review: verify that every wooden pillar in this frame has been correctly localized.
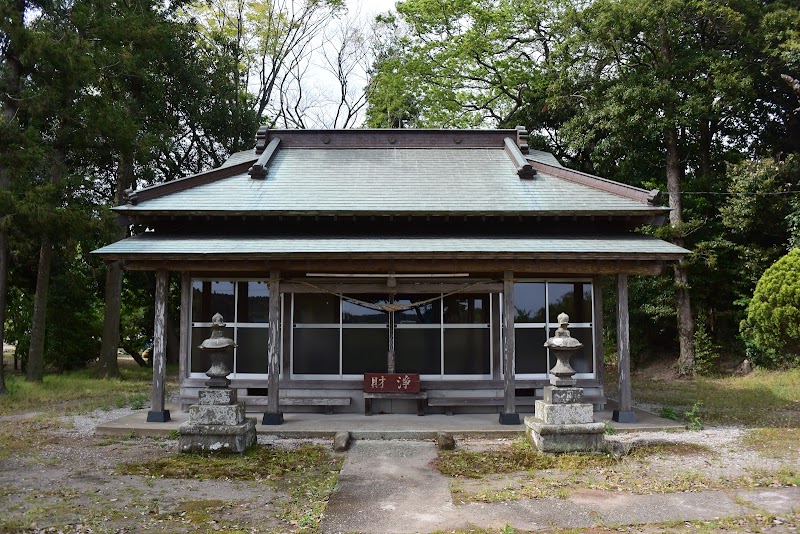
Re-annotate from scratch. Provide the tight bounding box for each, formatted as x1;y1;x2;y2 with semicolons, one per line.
500;271;520;425
147;270;171;422
178;272;190;381
593;276;605;394
263;271;283;425
613;274;636;423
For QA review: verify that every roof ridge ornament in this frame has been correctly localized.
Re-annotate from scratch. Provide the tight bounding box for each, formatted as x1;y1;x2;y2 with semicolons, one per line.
254;125;269;154
515;126;529;154
504;137;536;180
249;137;282;180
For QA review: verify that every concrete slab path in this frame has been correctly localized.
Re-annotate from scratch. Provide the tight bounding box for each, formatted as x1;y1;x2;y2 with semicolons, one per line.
320;440;800;534
95;402;682;439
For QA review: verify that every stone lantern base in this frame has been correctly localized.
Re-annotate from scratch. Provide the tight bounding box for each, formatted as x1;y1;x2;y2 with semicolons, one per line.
179;388;257;453
525;386;605;453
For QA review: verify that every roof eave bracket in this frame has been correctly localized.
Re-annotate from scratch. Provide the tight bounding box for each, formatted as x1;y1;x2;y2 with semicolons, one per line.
504;137;536;180
249;137;281;180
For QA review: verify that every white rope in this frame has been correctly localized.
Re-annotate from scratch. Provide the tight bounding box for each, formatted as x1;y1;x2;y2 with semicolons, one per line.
294;280;496;312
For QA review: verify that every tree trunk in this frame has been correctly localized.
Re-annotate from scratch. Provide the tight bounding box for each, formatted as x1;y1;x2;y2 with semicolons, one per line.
26;142;65;382
661;25;695;376
120;342;149;367
0;0;26;394
97;154;133;378
665;126;696;376
26;237;53;382
96;260;123;378
0;233;7;394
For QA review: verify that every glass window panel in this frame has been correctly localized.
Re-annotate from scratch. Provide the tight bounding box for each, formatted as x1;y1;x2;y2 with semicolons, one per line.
553;327;594;374
238;281;269;323
443;294;489;324
342;328;389;374
342;295;389;324
514;328;549;374
394;295;441;325
294;294;339;324
293;328;339;374
190;326;234;374
235;328;269;373
513;283;546;323
548;283;592;324
395;329;442;374
191;281;210;323
444;329;491;374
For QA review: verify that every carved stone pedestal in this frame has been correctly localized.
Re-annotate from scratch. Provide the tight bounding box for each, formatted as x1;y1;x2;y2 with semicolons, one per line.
178;313;257;454
526;313;605;453
179;386;257;453
526;386;605;453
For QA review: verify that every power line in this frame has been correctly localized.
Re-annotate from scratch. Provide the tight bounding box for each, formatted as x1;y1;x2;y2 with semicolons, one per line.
678;191;800;196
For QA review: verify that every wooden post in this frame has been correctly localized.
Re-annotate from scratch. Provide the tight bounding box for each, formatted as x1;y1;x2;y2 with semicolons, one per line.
613;274;636;423
263;271;283;425
593;276;605;393
500;271;520;425
387;310;395;374
147;270;170;422
178;272;190;381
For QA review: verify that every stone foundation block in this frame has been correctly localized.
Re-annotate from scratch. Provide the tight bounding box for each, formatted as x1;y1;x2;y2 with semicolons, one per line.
188;402;246;426
534;400;594;425
525;416;605;453
543;386;583;404
199;389;238;405
178;418;257;453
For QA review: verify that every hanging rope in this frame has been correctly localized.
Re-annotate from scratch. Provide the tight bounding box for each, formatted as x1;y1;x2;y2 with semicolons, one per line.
294;279;498;312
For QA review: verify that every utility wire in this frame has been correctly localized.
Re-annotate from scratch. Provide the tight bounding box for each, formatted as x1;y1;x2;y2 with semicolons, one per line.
678;191;800;196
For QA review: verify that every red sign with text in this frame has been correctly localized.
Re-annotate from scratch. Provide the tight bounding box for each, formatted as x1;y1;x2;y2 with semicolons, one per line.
363;373;421;393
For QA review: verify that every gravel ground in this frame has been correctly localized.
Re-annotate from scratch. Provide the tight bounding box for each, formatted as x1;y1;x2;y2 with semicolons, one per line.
2;409;798;533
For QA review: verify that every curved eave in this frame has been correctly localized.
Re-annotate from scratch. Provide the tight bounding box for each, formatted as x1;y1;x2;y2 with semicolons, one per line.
112;207;671;219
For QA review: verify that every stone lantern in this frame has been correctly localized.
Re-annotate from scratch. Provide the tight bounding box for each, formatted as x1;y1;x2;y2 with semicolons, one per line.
178;313;257;453
525;313;605;453
200;313;236;389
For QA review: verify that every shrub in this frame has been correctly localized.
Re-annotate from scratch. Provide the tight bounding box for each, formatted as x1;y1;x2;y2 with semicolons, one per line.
743;249;800;368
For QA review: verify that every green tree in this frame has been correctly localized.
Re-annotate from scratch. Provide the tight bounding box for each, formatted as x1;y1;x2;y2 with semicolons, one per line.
366;0;562;134
744;249;800;367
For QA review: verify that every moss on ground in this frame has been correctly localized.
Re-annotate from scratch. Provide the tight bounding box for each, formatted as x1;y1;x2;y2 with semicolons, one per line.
118;444;343;532
741;427;800;458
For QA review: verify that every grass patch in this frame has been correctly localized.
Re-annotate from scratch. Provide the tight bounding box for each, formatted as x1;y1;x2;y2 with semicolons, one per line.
741;427;800;458
627;442;714;460
626;368;800;427
0;364;169;416
118;444;335;481
435;441;618;478
0;419;64;461
118;444;343;532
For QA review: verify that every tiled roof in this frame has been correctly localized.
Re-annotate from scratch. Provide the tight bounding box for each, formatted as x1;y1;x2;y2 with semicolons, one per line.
93;233;688;259
117;148;665;216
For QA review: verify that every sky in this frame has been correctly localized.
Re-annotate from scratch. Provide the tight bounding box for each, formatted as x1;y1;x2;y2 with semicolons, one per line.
349;0;398;17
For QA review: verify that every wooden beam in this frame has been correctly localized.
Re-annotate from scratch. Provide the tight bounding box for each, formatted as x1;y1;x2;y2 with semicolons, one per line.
500;271;520;424
118;259;669;276
613;274;636;423
147;270;170;422
593;275;605;391
179;272;190;381
262;128;516;148
263;270;284;425
491;293;501;380
528;160;663;206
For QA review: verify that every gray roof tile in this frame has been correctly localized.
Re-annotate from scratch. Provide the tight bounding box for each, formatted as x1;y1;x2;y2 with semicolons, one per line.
118;148;664;215
93;233;688;257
